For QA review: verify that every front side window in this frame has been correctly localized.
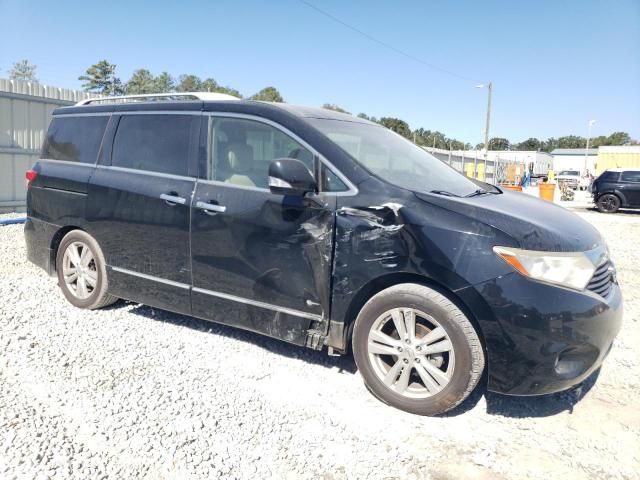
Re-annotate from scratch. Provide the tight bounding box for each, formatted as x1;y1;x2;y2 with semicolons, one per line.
621;171;640;183
308;119;481;197
111;114;193;176
42;116;109;164
206;117;315;189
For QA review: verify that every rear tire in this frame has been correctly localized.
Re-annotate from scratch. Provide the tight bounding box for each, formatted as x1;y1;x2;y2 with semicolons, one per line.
55;230;118;309
596;194;620;213
352;283;484;416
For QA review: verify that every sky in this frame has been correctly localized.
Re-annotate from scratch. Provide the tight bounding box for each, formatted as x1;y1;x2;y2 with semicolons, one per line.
2;0;639;145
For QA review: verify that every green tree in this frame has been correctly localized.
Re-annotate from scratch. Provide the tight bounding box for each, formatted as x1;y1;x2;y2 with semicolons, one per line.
9;59;37;82
125;69;156;94
213;85;242;98
488;137;510;150
154;72;175;93
357;113;378;123
322;103;351;114
515;137;541;151
198;77;242;97
449;139;465;150
79;60;123;95
379;117;412;139
606;131;631;146
413;128;448;149
176;74;202;92
250;86;284;102
556;135;586;149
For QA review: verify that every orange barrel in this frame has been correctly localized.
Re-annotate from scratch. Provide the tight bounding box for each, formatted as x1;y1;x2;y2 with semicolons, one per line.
500;185;523;192
539;183;555;201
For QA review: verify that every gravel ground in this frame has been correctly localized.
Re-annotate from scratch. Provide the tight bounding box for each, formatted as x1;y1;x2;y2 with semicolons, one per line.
1;208;638;480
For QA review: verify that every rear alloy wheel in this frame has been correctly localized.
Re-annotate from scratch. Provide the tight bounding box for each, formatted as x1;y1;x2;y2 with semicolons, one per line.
353;284;484;415
597;194;620;213
56;230;118;309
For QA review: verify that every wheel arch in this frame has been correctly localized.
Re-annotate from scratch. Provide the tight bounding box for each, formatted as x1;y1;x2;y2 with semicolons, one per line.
50;225;85;272
329;272;488;358
597;190;626;206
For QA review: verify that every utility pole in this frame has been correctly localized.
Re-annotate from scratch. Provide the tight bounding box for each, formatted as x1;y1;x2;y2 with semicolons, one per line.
475;82;493;182
483;82;492;155
584;119;596;174
476;82;493;153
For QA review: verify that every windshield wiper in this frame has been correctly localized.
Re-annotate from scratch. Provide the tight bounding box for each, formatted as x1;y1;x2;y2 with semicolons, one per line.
430;190;461;197
465;188;490;197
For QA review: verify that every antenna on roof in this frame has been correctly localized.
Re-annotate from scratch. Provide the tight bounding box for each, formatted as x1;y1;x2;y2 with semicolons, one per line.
75;91;240;106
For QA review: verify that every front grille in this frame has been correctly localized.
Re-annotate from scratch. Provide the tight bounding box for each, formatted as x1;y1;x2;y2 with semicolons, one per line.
587;260;614;297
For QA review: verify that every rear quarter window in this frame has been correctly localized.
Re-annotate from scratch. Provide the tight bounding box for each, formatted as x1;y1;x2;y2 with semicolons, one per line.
597;171;620;182
42;116;109;163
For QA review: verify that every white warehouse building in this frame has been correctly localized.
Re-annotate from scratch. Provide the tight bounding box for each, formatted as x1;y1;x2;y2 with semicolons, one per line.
551;148;598;175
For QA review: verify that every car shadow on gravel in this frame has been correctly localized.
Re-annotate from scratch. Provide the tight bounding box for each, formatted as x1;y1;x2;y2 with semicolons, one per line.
442;368;601;418
107;300;602;418
113;301;358;374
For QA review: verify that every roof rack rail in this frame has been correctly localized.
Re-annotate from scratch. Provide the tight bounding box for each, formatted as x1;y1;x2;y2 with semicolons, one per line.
75;91;240;106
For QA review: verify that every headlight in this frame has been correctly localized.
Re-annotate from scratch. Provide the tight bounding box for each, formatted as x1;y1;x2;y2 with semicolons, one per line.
493;246;596;291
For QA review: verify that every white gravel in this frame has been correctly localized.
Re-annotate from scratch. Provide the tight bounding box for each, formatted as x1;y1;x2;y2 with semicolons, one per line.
1;208;638;480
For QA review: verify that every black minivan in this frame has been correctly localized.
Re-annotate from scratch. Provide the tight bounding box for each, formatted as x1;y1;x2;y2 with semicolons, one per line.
25;93;622;415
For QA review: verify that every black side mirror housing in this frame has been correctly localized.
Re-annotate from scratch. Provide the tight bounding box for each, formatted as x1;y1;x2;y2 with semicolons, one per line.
268;158;317;197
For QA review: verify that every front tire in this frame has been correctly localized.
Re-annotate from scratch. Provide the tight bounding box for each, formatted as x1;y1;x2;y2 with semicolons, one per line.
597;194;620;213
352;284;485;416
55;230;118;309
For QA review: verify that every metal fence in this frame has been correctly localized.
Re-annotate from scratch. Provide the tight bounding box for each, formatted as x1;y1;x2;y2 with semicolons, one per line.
423;147;551;185
0;78;97;212
424;147;499;184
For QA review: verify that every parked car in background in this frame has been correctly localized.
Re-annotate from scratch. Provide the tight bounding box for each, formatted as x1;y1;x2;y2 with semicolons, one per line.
24;93;622;415
555;170;581;190
591;168;640;213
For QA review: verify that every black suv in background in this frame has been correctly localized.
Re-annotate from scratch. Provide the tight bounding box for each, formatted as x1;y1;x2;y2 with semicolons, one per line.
25;93;622;415
591;168;640;213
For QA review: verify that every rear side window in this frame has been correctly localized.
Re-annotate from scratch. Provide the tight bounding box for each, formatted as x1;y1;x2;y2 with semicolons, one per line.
42;116;108;163
621;171;640;183
111;114;193;176
598;171;620;182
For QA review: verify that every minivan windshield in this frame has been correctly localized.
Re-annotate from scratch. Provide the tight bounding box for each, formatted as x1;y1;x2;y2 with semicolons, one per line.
558;170;580;176
308;119;484;197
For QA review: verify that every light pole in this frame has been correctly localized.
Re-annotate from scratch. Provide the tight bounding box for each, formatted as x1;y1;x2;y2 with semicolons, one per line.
476;82;493;155
584;119;596;174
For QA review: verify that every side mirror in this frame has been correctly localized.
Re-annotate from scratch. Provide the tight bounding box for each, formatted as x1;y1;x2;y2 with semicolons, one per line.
268;158;317;197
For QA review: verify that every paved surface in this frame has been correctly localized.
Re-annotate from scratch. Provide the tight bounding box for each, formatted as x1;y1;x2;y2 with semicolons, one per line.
0;208;638;480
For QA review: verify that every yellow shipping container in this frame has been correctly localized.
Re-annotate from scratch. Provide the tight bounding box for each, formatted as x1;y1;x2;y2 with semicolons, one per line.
595;146;640;174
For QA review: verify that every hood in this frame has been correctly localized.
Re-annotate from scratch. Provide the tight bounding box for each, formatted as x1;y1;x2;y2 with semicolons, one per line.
414;189;603;252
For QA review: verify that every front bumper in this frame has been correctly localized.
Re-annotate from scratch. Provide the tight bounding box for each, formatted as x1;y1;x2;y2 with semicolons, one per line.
474;272;623;395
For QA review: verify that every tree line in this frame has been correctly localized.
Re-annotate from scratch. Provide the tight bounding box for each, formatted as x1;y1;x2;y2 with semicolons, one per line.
6;59;637;151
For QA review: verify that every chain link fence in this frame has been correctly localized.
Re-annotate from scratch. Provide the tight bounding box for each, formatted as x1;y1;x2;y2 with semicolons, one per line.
423;147;553;186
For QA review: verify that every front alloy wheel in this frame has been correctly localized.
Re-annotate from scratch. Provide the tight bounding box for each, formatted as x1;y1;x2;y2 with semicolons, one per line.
367;308;455;398
353;283;485;415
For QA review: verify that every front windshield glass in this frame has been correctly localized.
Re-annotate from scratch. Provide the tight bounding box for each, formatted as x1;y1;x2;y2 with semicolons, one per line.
308;119;482;197
558;170;580;176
